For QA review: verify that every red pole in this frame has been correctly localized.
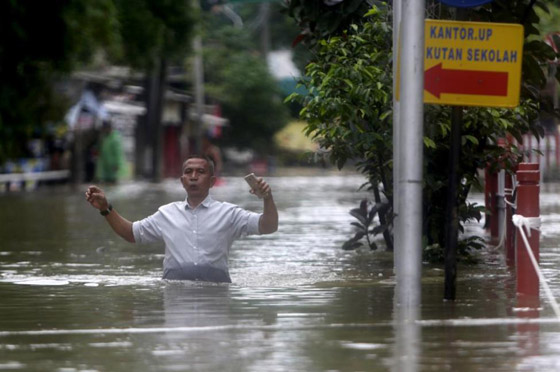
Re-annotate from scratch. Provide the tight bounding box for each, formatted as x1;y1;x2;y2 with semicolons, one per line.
515;163;540;297
515;162;540;354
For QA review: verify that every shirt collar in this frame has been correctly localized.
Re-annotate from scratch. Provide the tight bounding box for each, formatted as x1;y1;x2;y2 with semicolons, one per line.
185;195;214;210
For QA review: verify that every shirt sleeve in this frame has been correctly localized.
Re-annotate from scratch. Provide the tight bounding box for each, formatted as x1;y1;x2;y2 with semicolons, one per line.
247;212;261;235
230;206;262;238
132;211;164;244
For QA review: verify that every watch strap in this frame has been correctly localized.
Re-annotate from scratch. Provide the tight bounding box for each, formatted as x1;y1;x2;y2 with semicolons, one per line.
100;204;113;216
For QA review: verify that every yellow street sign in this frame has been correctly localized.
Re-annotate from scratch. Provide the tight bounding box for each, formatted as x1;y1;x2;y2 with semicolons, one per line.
423;19;524;107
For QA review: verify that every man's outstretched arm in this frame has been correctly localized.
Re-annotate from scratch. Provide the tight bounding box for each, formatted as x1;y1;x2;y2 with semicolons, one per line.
253;178;278;234
85;185;135;243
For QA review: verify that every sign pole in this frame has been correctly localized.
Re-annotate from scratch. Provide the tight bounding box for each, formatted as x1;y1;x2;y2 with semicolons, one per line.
420;2;523;301
423;19;524;107
397;0;425;310
392;0;402;276
444;105;462;301
443;7;467;301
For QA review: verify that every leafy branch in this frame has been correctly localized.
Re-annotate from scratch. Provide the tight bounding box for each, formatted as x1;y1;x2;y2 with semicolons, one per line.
343;199;392;251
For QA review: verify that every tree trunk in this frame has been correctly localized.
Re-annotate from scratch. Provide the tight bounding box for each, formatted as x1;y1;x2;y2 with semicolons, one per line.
141;57;167;182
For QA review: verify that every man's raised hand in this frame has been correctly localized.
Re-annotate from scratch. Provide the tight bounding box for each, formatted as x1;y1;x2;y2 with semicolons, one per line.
85;186;109;211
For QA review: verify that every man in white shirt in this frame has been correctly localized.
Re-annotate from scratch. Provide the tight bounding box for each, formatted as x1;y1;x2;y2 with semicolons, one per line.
85;155;278;282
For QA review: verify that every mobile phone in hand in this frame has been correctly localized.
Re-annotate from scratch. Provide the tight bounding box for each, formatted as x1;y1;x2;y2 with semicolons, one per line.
244;173;263;198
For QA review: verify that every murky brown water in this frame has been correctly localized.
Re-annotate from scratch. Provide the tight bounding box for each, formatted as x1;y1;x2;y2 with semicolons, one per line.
1;174;559;371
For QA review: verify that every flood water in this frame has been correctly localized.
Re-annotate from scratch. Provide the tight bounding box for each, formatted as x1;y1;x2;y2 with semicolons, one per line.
1;173;560;371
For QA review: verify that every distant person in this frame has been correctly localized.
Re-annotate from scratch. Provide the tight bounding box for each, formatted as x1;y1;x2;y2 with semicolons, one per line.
96;121;125;183
85;155;278;283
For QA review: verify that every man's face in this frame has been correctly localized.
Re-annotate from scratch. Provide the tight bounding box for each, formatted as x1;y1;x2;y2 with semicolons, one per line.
180;158;216;198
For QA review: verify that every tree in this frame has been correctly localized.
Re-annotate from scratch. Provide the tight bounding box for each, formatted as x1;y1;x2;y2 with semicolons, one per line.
286;0;381;48
288;6;394;250
0;0;119;164
201;7;289;153
288;0;560;259
113;0;195;180
0;0;196;179
536;0;560;36
114;0;194;69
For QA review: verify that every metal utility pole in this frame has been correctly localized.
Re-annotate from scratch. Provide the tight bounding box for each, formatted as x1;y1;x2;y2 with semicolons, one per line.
392;0;402;275
443;7;467;301
193;2;244;155
397;0;425;309
393;3;423;366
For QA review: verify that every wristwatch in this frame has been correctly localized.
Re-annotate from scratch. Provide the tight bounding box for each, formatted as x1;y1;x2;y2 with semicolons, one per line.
100;204;113;216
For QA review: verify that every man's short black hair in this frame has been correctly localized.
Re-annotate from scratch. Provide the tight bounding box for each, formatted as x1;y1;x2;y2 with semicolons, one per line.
184;154;215;176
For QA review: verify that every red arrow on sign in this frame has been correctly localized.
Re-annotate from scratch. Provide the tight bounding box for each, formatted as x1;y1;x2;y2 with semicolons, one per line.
424;63;508;98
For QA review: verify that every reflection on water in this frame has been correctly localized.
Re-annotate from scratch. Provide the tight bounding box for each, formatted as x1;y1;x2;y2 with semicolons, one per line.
1;175;560;371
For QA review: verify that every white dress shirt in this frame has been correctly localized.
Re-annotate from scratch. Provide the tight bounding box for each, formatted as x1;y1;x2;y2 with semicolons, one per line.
132;195;261;282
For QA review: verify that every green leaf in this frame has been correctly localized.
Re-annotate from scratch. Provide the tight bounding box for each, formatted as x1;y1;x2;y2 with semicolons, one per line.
463;135;479;145
342;240;363;250
364;7;380;17
379;110;391;121
343;79;354;89
351;221;365;230
350;209;367;225
423;137;437;149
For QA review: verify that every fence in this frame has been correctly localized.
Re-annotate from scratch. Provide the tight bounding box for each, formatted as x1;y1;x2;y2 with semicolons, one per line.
489;162;560;319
